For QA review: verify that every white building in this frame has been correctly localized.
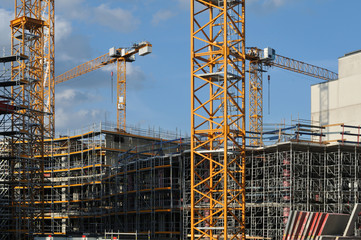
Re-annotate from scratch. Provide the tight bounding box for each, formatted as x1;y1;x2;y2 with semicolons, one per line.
311;49;361;142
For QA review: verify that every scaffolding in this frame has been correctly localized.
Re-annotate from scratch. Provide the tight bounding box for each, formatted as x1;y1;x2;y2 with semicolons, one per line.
41;123;187;239
3;117;361;239
0;44;46;239
38;122;361;240
180;123;361;240
103;153;183;239
43;129;105;234
0;54;16;240
244;142;361;239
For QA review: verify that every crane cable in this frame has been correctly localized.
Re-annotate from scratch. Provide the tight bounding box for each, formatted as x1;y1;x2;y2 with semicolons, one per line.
111;71;114;103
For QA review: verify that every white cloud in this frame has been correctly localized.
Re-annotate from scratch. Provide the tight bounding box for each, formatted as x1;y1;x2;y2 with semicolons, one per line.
249;0;290;9
101;64;117;73
127;64;147;90
55;89;105;131
94;4;140;33
264;0;287;7
0;8;13;49
55;107;105;131
55;16;72;43
56;89;101;106
101;63;147;90
152;10;175;26
55;0;88;20
55;2;140;33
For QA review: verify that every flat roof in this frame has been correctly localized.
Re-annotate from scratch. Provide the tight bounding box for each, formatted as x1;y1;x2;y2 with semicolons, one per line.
310;78;338;87
340;49;361;58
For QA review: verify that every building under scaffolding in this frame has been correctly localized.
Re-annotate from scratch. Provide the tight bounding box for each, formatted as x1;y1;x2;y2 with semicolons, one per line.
182;123;361;239
17;122;358;239
246;142;361;239
41;123;186;239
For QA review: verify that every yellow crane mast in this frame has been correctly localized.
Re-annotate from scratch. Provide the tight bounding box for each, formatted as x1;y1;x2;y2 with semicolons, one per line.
191;0;246;240
247;48;264;147
8;0;55;238
247;47;338;146
55;42;152;131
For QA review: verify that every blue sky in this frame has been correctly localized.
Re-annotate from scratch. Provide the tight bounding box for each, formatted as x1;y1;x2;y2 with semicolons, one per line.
0;0;360;136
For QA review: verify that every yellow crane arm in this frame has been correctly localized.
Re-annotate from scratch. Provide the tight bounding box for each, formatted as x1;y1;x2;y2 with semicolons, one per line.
54;42;152;131
55;42;152;84
269;54;338;81
55;52;117;84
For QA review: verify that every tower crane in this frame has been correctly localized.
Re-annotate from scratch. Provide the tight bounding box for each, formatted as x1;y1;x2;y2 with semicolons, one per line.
4;0;55;238
191;0;246;240
246;47;338;146
55;41;152;131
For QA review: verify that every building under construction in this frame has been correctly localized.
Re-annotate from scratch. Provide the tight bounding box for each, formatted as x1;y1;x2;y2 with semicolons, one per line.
40;123;186;239
3;119;361;239
1;0;361;240
1;121;357;240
